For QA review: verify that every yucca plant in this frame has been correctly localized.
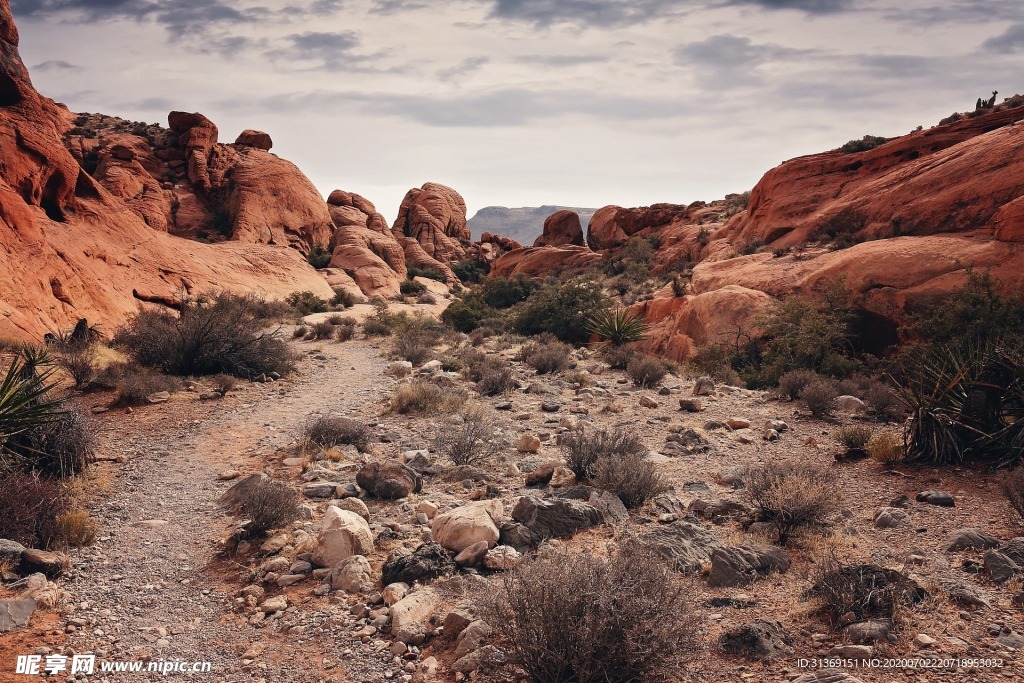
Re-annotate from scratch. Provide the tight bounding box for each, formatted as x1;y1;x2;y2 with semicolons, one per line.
586;307;651;346
891;338;1024;469
0;351;66;472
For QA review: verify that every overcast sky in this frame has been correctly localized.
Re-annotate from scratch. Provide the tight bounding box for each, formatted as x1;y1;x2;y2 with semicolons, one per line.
11;0;1024;221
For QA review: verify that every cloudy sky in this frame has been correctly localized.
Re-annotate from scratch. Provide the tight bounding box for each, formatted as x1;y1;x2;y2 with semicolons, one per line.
10;0;1024;221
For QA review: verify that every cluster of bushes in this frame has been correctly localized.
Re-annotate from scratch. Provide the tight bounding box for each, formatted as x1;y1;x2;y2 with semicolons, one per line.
562;426;664;508
390;380;468;416
745;460;836;545
433;406;500;465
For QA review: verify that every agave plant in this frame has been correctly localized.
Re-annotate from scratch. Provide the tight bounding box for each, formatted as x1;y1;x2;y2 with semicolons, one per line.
891;338;1024;469
586;307;651;346
0;350;65;469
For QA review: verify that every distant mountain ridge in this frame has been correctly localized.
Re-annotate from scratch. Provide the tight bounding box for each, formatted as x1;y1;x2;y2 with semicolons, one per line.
468;205;597;244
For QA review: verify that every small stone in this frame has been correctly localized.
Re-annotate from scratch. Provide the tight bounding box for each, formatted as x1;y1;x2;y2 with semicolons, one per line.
515;434;541;454
147;391;171;404
383;583;410;606
726;417;751;430
679;398;703;413
914;633;936;648
259;595;287;613
692;377;715;396
639;396;659;408
916;490;955;507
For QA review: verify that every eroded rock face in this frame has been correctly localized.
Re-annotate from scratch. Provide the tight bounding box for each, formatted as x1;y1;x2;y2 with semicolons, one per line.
489;245;602;279
234;129;272;150
586;203;689;251
392;182;471;263
534;209;584;247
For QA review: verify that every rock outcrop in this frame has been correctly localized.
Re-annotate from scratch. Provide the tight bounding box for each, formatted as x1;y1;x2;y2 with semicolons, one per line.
327;189;406;298
0;0;332;339
586;203;689;251
392;182;471;264
489;245;602;279
534;209;584;247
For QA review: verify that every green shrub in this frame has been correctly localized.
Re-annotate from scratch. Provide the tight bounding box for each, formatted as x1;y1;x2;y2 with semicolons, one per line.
407;265;445;281
331;288;357;309
481;277;538;309
0;351;67;472
513;279;609;344
400;278;426;295
441;291;495;333
307;246;331;269
626;355;667;388
286;291;329;316
452;259;486;284
390;326;441;366
586;307;651;346
839;135;888;153
113;293;297;379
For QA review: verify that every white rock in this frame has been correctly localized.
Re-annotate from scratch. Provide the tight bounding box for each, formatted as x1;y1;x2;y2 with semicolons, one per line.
383;582;410;606
331;555;373;593
483;545;521;570
312;506;373;567
431;501;502;553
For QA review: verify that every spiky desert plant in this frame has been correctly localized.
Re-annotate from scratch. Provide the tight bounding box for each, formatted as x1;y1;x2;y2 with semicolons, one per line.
586;307;651;346
0;352;66;470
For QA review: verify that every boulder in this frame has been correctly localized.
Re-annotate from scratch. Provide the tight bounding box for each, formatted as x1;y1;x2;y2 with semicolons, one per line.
916;490;955;507
692;376;715;396
706;545;791;587
312;506;374;567
483;545;521;570
945;528;999;552
0;599;35;633
640;520;724;572
356;461;422;499
391;183;471;264
234;129;272;150
454;541;489;567
381;542;456;585
1003;537;1024;566
719;620;793;661
872;507;910;529
390;588;441;645
534;210;584;247
20;549;69;578
497;520;540;552
556;486;629;524
984;550;1022;584
511;496;604;539
524;462;558;487
431;502;502;553
0;539;25;565
844;620;892;644
331;555;373;593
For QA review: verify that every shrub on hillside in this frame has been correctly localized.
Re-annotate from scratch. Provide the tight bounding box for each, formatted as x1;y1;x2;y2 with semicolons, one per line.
331;288;357;309
746;461;836;544
777;369;819;400
561;425;647;481
452;259;486;284
390;326;442;366
286;291;329;316
362;317;392;337
97;362;182;406
800;380;838;417
400;278;426;295
483;547;698;683
808;553;927;629
626;355;667;388
299;415;370;453
0;472;67;548
236;479;301;536
441;291;495;333
476;360;516;396
114;293;297;379
481;277;538;309
334;323;355;341
602;344;639;370
520;336;572;374
390;380;467;416
591;450;667;509
434;407;499;466
512;279;609;344
586;307;651;346
307;246;331;269
4;406;95;478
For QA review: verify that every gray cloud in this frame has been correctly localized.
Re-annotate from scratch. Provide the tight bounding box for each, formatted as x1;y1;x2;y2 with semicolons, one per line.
487;0;857;26
31;59;81;71
983;23;1024;52
265;31;396;72
514;54;609;67
885;1;1023;26
437;57;491;82
674;34;814;87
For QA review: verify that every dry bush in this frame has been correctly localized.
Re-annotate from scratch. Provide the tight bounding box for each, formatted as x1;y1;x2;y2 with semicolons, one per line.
800;380;838;417
626;355;667;388
835;425;873;451
591;451;667;508
807;552;928;629
562;369;595;388
293;325;308;339
114;293;297;379
602;344;638;370
433;406;499;465
310;321;335;340
0;472;67;547
391;326;442;366
417;292;438;305
476;361;516;397
54;508;99;547
56;345;97;386
5;405;96;478
299;415;370;453
561;425;647;481
335;324;356;342
326;314;356;326
468;329;486;346
483;547;698;683
207;373;238;394
520;336;572;374
98;362;182;406
234;479;301;536
777;369;819;400
1004;468;1024;526
390;380;467;416
745;461;836;544
865;381;900;420
867;430;904;466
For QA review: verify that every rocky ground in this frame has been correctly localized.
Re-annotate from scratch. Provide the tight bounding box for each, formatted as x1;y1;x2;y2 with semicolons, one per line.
2;317;1023;683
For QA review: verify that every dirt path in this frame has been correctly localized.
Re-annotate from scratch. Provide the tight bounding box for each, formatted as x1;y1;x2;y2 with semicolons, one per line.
59;337;392;682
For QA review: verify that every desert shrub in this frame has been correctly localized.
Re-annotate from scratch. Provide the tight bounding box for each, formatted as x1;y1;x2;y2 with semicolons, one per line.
390;380;467;416
407;265;445;281
777;369;820;400
472;358;516;396
326;314;355;326
97;362;182;406
835;424;873;454
286;291;329;316
390;326;442;366
235;479;301;536
808;554;927;628
335;324;355;341
1004;469;1024;526
512;279;609;344
481;277;538;309
800;380;838;417
400;278;426;295
331;288;357;309
4;406;95;478
55;344;96;387
627;355;667;388
417;292;438;305
434;406;499;466
54;508;99;547
300;414;370;453
691;344;743;384
293;325;308;339
0;351;66;462
362;317;392;337
520;336;572;374
586;307;651;346
452;259;486;284
592;451;667;508
864;380;899;420
114;293;297;379
483;547;697;683
0;472;67;548
839;135;888;153
307;246;331;269
310;321;335;340
867;430;904;466
207;373;238;394
441;291;495;333
562;369;595;388
602;344;639;370
562;425;647;481
746;461;836;544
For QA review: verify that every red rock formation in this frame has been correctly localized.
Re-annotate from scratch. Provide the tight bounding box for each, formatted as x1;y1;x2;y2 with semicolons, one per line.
476;232;523;266
234;129;272;151
489;245;602;279
392;183;471;263
534;209;584;247
586;203;689;251
0;0;331;339
325;189;405;298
